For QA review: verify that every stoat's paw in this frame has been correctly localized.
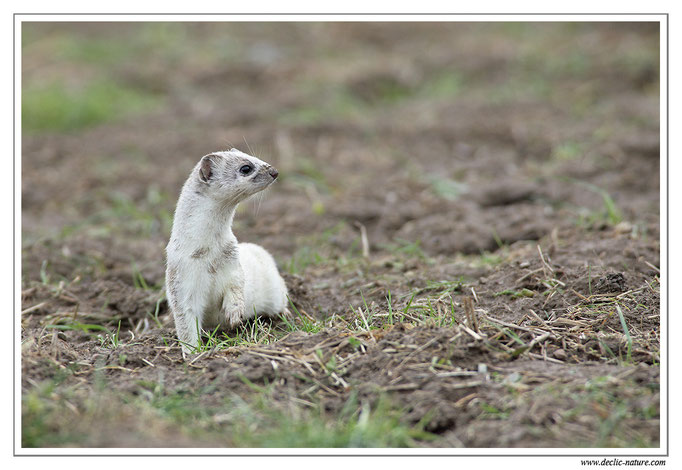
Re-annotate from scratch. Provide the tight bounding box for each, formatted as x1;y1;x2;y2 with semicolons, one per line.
223;300;245;329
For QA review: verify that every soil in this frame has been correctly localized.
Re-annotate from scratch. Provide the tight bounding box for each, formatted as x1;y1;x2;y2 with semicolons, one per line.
20;22;661;449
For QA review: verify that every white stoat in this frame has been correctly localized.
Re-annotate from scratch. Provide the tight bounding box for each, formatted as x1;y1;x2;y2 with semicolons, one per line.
165;149;288;355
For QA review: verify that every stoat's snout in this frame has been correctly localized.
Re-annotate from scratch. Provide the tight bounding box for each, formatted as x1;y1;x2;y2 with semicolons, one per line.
268;167;279;180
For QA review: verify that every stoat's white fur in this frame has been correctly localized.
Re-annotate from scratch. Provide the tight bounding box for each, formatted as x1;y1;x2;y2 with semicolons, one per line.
165;149;287;355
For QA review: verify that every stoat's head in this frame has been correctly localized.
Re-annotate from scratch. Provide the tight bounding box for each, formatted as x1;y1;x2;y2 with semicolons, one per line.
195;148;279;205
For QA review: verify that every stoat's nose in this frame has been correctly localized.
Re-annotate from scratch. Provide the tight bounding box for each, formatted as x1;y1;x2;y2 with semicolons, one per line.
268;167;279;179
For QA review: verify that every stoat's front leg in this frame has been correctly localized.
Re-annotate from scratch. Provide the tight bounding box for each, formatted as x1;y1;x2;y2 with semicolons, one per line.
221;270;246;328
166;262;206;355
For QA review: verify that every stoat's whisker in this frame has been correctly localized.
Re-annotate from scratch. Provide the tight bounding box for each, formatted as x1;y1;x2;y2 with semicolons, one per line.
242;136;254;156
254;192;264;217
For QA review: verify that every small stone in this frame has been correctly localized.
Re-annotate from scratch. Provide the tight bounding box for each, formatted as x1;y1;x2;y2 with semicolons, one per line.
615;221;633;234
504;372;522;383
553;349;567;360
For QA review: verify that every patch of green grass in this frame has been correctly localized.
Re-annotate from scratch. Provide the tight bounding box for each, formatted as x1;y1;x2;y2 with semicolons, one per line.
284;223;353;274
190;316;286;352
488;71;551;103
24;374;205;447
108;189;174;237
147;293;167;329
22;377;87;447
600;192;624;226
143;378;436;447
486;322;527;354
278;88;365;126
552;141;584;161
282;297;323;334
469;250;507;268
394;288;459;328
179;296;325;355
224;391;434;447
428;176;468;201
24;23;190;68
567;179;624;227
132;263;151;290
285;245;328;274
56;35;135;66
99;320;123;349
56;186;174;240
590;189;624;226
478;401;511;420
494;288;536;299
278;105;324;126
381;238;431;262
285;156;331;193
401;291;418;317
22;79;160;134
45;320;110;335
359;292;376;328
491;229;508;251
528;371;659;447
39;259;50;285
144;390;197;422
413;279;464;299
283;69;461;121
580;376;659;447
24;370;436;448
421;71;464;98
32;256;101;295
546;51;591;77
45;316;128;350
361;70;463;105
363;78;413;104
386;290;395;325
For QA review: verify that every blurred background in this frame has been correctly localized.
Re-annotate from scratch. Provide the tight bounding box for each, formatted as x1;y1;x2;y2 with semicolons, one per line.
22;22;659;265
22;21;661;312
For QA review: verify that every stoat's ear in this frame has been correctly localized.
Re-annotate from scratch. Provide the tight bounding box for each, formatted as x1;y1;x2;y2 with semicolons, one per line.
199;154;216;183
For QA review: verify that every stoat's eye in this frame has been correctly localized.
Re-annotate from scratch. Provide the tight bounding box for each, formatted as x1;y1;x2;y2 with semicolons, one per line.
239;164;253;175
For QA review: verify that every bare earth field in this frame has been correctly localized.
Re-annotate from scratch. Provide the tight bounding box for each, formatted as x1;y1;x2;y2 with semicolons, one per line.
20;22;660;448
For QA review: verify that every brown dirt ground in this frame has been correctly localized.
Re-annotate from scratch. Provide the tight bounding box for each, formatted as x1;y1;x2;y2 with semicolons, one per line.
21;22;660;448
